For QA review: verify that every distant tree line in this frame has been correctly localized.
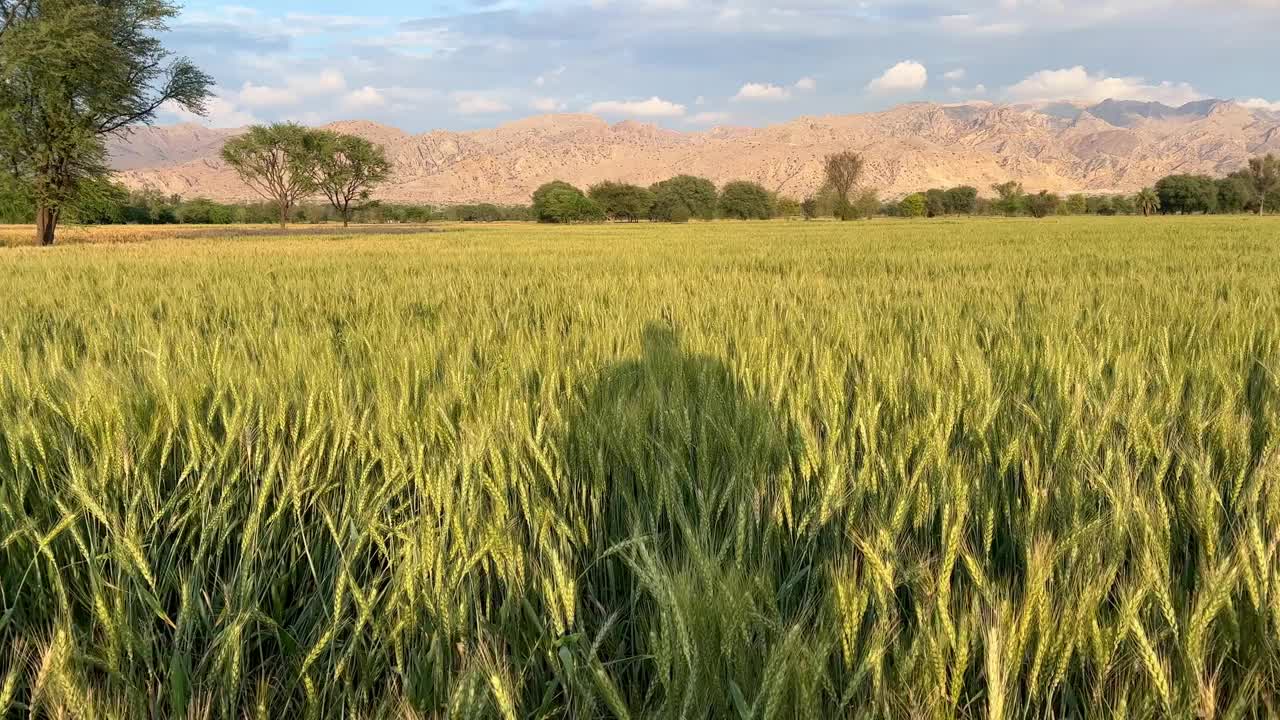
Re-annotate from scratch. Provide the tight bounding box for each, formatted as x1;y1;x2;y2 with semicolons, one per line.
0;180;531;225
883;154;1279;219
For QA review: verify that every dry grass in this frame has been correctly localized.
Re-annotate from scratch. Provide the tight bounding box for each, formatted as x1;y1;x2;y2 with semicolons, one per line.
2;217;1279;718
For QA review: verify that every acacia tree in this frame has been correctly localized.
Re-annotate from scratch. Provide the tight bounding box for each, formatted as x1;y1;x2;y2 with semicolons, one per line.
221;123;318;228
823;151;864;220
1245;154;1279;215
0;0;211;245
309;131;391;227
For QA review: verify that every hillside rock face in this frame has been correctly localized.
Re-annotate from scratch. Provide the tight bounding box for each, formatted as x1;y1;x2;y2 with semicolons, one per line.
108;99;1280;204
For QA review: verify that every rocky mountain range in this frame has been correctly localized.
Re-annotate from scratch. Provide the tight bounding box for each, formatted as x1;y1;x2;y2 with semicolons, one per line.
108;99;1280;204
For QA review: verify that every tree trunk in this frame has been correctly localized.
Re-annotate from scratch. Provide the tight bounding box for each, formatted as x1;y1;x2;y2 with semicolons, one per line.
279;203;289;228
35;206;58;246
1260;192;1266;216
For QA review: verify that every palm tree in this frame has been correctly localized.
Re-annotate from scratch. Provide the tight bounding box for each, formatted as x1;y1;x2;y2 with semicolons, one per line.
1135;188;1160;217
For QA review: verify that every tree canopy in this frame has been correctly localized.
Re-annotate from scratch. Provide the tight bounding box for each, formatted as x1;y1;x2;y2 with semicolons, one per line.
1245;154;1279;215
532;181;604;223
717;181;773;220
649;175;717;222
823;151;864;220
308;131;391;227
0;0;211;244
220;124;320;227
588;181;654;222
1154;174;1218;215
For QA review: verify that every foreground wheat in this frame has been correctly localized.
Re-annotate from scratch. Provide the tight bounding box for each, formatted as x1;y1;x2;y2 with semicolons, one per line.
1;217;1279;718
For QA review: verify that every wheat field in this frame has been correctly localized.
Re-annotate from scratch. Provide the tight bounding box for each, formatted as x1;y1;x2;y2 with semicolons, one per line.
2;217;1279;718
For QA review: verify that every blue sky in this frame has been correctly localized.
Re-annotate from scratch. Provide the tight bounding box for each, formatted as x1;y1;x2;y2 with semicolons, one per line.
158;0;1280;132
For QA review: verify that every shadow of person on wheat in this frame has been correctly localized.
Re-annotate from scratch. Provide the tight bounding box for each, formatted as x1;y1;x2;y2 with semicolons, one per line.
559;322;795;711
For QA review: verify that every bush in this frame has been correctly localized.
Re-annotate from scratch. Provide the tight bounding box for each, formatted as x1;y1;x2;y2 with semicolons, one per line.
717;181;773;220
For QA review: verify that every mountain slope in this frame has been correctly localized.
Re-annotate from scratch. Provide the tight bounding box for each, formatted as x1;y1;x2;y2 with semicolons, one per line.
109;99;1280;204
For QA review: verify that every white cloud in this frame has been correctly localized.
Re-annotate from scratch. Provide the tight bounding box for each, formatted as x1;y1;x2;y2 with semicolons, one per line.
686;111;731;125
588;97;686;117
531;97;566;112
944;68;966;81
162;95;257;128
733;82;790;101
1240;98;1280;112
237;82;302;108
341;86;387;111
1005;66;1205;105
453;93;511;114
233;70;349;109
794;76;817;91
867;61;928;94
949;84;987;97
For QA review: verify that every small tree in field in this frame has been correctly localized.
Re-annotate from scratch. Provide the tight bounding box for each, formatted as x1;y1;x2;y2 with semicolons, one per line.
824;151;864;220
309;132;391;227
221;124;319;228
1245;154;1279;215
0;0;211;245
991;181;1025;217
1026;190;1060;218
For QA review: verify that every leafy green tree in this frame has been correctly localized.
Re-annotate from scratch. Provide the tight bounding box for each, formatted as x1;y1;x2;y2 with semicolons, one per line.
649;175;717;221
823;151;864;220
63;177;127;224
0;0;211;244
991;181;1025;217
0;172;33;222
221;124;320;227
1135;187;1160;217
1244;154;1279;215
943;186;978;214
588;181;654;222
531;182;603;223
309;132;392;227
899;193;926;218
1154;174;1218;214
924;189;947;218
717;181;773;220
1026;190;1061;218
1217;175;1255;214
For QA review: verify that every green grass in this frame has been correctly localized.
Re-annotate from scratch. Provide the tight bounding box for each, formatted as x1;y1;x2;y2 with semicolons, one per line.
2;217;1280;718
